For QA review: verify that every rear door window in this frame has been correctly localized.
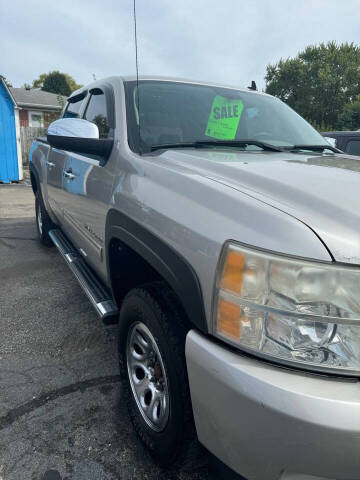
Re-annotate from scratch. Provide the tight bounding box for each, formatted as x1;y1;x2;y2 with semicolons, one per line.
345;140;360;156
84;91;111;138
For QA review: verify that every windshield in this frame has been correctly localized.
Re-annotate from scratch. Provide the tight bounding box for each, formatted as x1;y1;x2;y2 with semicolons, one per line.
124;80;326;153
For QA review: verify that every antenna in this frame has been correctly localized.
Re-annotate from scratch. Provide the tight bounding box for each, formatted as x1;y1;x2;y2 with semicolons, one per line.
133;0;141;154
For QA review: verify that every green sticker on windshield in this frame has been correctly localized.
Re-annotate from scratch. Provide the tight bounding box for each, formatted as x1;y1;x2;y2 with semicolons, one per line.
205;95;244;140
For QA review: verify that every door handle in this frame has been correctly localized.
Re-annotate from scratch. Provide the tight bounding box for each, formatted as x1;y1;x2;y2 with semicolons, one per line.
64;170;76;180
46;161;55;168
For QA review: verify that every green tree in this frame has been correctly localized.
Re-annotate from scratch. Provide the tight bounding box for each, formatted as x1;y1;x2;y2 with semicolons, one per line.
32;71;82;95
338;96;360;131
265;42;360;130
32;73;47;89
42;71;71;96
64;73;82;93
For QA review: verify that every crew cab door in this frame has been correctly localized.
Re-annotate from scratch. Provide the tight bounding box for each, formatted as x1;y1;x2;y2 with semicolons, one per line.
46;92;88;223
61;86;116;279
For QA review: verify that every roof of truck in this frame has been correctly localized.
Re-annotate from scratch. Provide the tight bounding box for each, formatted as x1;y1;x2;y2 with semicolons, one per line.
121;75;265;94
69;75;266;99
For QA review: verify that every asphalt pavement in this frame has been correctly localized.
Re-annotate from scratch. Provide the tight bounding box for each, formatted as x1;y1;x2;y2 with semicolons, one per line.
0;183;240;480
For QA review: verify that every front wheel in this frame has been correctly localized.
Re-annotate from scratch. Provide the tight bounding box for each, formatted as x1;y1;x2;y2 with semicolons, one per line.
118;282;205;469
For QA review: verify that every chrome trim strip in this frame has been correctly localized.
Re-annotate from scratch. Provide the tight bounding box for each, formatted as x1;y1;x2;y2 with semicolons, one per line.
96;300;117;317
49;232;60;249
64;253;77;263
49;229;118;320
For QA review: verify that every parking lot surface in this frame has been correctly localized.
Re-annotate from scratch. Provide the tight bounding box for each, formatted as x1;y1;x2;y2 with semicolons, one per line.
0;184;240;480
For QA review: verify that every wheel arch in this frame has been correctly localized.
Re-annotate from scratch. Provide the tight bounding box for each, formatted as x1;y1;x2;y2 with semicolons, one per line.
106;209;208;333
29;162;40;195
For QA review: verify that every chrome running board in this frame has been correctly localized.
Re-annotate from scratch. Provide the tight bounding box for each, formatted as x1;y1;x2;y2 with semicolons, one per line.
49;229;118;322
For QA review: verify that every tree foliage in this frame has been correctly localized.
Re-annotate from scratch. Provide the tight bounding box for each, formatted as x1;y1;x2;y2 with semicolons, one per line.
32;71;82;96
43;71;71;96
63;73;83;93
265;42;360;130
32;73;47;89
338;96;360;131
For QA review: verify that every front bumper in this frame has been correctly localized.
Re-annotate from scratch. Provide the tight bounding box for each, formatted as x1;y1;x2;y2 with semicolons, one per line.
186;330;360;480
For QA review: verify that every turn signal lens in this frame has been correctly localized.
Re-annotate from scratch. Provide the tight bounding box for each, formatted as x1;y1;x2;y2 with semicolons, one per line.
221;251;245;293
217;299;241;339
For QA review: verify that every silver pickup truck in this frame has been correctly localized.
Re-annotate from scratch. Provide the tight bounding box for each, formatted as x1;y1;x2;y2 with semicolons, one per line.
29;76;360;480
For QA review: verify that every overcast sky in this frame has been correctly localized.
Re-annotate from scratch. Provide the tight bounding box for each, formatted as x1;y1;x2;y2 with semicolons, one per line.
2;0;360;90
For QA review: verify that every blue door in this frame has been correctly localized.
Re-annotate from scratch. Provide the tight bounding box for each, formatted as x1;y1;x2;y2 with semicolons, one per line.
0;82;19;182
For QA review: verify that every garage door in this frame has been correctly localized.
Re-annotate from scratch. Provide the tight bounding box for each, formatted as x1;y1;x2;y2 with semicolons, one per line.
0;82;19;182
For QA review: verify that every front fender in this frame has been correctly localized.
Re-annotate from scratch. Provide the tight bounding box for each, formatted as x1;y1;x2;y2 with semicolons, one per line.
105;209;208;333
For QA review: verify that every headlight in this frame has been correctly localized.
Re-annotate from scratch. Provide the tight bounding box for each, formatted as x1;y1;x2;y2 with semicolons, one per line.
213;242;360;375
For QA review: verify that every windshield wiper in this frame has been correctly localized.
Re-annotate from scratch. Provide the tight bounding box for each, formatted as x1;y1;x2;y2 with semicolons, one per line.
150;140;284;152
286;144;340;153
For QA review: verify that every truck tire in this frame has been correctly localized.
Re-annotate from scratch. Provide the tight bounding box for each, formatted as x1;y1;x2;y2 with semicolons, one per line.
118;282;205;470
35;191;54;246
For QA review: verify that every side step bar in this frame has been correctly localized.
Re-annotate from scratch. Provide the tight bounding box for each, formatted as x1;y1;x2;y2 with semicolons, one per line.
49;229;119;322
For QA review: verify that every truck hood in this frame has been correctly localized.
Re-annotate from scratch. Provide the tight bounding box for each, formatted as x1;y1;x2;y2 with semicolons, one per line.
162;149;360;264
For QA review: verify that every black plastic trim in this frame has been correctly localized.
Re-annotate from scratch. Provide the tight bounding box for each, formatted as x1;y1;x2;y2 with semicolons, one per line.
47;135;114;158
68;90;88;103
29;162;40;194
105;209;208;333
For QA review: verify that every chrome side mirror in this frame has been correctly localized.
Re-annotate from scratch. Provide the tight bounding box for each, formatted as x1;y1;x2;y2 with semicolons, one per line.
48;118;99;139
47;118;113;159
